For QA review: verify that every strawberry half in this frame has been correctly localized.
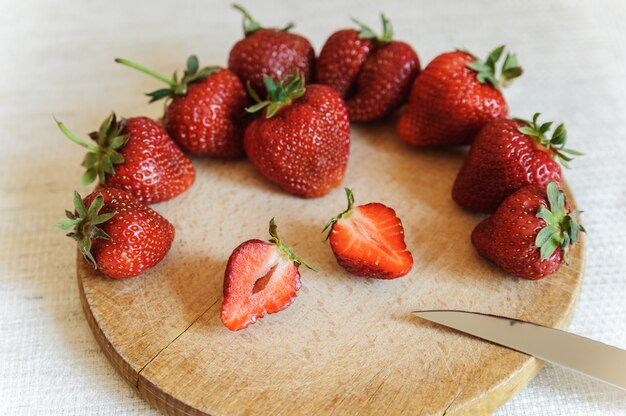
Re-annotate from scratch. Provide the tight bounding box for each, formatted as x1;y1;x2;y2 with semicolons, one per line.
316;14;420;121
56;113;195;205
116;55;247;157
471;182;585;280
323;189;413;279
221;218;314;331
397;46;522;147
453;113;582;213
58;188;175;279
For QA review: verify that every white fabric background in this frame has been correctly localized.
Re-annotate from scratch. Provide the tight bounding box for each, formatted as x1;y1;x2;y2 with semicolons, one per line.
1;0;625;414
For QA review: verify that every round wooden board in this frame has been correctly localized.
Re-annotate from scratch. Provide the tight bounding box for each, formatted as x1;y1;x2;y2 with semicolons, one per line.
77;121;585;416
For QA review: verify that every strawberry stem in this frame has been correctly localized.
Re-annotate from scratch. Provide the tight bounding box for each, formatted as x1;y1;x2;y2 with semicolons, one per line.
352;13;393;44
322;188;355;239
116;56;219;102
115;58;176;86
534;182;585;263
233;3;293;36
268;218;316;271
55;113;128;185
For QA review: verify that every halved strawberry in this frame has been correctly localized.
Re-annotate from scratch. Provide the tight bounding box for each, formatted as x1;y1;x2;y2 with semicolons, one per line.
221;219;314;331
324;189;413;279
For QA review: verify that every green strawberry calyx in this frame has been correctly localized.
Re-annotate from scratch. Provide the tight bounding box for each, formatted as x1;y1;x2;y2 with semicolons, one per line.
535;181;585;264
233;4;294;36
466;45;523;91
246;72;306;118
57;191;116;269
513;113;583;168
115;55;219;103
55;113;128;186
322;188;355;239
268;218;316;271
352;13;393;44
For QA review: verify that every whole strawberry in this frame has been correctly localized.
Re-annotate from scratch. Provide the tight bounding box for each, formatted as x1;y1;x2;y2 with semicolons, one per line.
221;218;314;331
397;46;522;146
244;73;350;198
316;14;420;121
116;55;247;157
453;114;582;213
471;182;584;280
228;4;315;95
324;189;413;279
56;113;195;205
58;189;175;279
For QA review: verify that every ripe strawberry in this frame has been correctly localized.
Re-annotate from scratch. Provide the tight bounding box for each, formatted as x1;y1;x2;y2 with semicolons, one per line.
453;114;582;213
244;73;350;198
221;218;314;331
323;188;413;279
471;182;584;280
56;113;195;205
397;46;522;146
57;189;175;279
228;4;315;95
316;14;420;121
116;55;247;157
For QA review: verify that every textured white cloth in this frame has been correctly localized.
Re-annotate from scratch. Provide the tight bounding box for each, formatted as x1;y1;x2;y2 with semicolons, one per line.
1;0;625;414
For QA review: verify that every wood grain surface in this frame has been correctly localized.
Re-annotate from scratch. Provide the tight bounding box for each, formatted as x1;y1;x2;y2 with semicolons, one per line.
77;122;585;416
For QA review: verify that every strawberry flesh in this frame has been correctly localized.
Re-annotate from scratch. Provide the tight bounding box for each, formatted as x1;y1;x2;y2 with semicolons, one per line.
329;202;413;279
221;240;301;331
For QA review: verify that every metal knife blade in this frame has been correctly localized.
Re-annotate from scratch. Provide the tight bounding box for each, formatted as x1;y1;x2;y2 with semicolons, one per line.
412;310;626;390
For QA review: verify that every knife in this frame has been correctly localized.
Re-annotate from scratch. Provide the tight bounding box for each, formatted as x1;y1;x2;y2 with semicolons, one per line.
412;310;626;390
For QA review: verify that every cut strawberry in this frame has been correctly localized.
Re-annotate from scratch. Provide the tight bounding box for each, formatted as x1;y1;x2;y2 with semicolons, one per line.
324;189;413;279
220;219;314;331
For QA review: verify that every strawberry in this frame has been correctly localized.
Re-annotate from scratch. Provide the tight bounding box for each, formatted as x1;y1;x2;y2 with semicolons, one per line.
57;189;175;279
471;182;584;280
323;188;413;279
116;55;247;157
228;4;315;95
221;218;314;331
56;113;195;205
453;114;582;213
244;73;350;198
316;14;420;121
397;46;522;147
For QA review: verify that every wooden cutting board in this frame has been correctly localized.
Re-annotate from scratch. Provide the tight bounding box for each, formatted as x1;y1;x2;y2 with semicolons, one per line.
77;122;585;416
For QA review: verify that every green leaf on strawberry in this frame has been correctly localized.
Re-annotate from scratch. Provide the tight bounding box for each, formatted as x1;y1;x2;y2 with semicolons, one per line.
513;113;583;167
466;45;523;91
535;182;585;263
246;71;306;118
57;191;115;268
232;3;294;36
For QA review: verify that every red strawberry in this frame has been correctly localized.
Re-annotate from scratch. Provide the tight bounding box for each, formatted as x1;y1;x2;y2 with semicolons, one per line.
323;188;413;279
228;4;315;95
56;113;195;205
397;46;522;146
58;188;175;279
471;182;584;280
221;218;313;331
244;73;350;198
316;14;420;121
116;56;247;157
453;114;582;213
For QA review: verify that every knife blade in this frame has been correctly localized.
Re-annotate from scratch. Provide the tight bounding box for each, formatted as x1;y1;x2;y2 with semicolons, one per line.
412;310;626;390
